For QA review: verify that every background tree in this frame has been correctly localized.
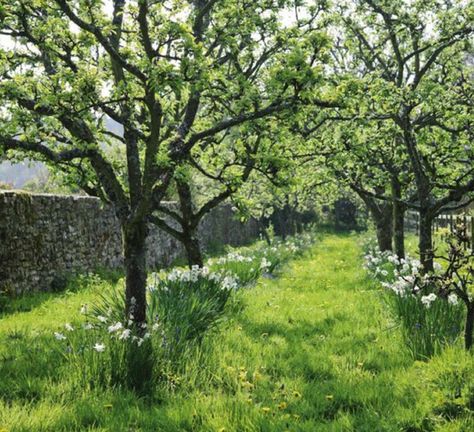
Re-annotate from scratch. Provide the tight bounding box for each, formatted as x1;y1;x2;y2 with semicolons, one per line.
331;0;474;270
150;123;293;266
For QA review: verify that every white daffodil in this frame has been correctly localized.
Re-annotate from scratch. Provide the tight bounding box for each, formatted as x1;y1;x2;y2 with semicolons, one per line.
108;322;123;333
118;329;131;340
448;293;459;305
93;342;106;352
421;293;437;308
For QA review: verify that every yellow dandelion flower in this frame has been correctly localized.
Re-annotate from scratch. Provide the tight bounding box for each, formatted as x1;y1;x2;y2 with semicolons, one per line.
242;380;254;390
278;401;287;410
325;394;334;400
239;371;247;381
261;406;271;413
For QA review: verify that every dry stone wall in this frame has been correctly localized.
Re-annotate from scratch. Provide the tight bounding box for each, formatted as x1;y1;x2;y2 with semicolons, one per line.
0;191;259;295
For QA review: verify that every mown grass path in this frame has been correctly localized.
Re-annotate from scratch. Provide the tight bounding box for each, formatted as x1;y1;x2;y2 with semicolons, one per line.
1;234;472;431
204;233;418;431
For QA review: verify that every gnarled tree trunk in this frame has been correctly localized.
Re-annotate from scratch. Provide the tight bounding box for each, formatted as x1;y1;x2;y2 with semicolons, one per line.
419;208;434;273
355;186;393;252
122;220;152;393
375;208;393;252
123;221;148;325
391;176;405;259
258;220;272;246
183;232;204;268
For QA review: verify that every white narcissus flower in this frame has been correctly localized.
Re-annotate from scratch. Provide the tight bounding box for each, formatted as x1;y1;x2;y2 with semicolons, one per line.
64;323;74;331
118;329;131;340
108;322;123;333
448;293;459;305
54;332;66;341
421;293;437;308
387;255;399;265
222;275;238;290
93;343;106;352
97;315;107;323
260;257;271;270
80;304;88;314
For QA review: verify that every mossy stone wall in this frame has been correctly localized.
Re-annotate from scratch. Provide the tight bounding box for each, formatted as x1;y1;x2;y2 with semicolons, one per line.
0;191;259;294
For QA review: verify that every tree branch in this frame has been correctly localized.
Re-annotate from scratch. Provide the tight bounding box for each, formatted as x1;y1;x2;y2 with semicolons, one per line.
54;0;147;82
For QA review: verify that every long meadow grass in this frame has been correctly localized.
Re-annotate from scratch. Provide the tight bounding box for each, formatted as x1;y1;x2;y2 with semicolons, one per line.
0;233;473;431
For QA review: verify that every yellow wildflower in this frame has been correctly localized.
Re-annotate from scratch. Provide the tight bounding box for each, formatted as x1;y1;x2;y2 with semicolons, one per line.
239;371;247;381
241;380;254;390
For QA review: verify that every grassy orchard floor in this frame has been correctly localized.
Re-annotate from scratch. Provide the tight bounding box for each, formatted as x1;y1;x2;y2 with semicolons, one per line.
1;234;473;431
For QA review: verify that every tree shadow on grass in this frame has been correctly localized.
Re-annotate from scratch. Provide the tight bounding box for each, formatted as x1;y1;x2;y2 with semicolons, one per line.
0;269;122;319
1;291;60;318
0;330;66;405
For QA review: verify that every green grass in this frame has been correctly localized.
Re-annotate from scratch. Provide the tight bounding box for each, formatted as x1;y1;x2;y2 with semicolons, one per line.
1;233;473;431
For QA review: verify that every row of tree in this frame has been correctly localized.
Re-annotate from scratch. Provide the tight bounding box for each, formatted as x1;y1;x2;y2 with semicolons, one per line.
1;0;473;331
